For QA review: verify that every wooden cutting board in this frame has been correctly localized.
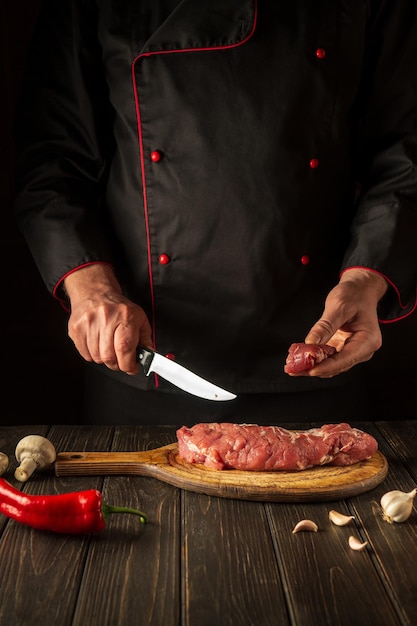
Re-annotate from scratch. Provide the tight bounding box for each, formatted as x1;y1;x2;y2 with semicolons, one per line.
54;444;388;502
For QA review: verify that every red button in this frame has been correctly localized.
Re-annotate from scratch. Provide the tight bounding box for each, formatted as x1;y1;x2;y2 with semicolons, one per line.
150;150;162;162
309;158;319;169
159;253;170;265
315;48;326;59
301;255;310;266
165;353;176;361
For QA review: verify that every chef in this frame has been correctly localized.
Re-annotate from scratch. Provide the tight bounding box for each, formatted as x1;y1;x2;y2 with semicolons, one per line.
13;0;417;424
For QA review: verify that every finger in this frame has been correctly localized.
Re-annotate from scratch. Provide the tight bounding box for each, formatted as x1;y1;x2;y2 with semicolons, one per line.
138;321;153;350
89;322;118;369
304;317;338;345
308;334;377;378
69;334;94;362
307;351;353;378
68;316;93;362
92;338;117;368
113;323;140;375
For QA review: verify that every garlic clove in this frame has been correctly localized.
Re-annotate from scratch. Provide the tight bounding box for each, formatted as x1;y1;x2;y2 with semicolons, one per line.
328;509;354;526
348;536;368;551
380;488;417;523
292;519;318;534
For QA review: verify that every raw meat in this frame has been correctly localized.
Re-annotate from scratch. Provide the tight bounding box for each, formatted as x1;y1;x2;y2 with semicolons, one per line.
176;422;378;471
284;342;337;374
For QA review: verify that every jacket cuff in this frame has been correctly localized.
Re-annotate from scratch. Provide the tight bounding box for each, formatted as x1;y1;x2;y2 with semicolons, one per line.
341;266;417;323
52;261;115;313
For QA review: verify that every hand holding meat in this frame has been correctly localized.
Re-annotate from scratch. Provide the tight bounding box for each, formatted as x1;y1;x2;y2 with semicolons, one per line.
286;269;388;378
65;265;153;375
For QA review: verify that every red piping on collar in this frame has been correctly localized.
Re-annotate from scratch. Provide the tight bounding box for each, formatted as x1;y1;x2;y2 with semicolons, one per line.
131;2;258;368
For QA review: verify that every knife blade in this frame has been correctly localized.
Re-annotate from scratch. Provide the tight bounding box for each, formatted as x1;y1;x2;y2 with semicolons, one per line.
137;347;236;401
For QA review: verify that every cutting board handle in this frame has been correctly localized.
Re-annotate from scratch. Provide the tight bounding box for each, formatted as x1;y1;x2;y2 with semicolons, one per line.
54;446;388;503
55;444;176;476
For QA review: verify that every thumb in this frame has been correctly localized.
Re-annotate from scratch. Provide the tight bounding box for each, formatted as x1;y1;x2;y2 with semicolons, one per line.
304;318;335;345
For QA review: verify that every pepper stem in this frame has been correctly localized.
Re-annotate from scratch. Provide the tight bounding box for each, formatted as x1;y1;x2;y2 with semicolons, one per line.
102;503;147;525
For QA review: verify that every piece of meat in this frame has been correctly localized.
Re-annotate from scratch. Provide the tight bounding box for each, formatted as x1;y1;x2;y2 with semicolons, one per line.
176;422;378;471
284;342;337;374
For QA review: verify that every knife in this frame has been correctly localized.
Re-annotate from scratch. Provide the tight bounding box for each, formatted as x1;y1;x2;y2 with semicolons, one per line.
137;347;236;401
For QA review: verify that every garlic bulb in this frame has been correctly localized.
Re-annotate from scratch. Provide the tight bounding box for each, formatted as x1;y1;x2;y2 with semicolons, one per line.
380;488;417;523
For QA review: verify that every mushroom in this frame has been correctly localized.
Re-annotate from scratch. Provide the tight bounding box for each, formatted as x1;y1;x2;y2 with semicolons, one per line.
14;435;57;482
0;452;9;476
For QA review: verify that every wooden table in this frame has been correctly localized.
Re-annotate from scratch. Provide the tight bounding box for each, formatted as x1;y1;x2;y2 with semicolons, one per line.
0;421;416;626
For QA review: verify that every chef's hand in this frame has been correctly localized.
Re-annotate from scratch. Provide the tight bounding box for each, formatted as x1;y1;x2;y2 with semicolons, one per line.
298;269;389;378
64;264;153;375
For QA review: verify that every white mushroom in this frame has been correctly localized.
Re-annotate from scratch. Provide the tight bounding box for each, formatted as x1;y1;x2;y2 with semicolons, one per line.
0;452;9;476
14;435;57;482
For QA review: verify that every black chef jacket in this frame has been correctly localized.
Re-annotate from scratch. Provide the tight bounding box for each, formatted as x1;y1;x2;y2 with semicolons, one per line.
13;0;417;398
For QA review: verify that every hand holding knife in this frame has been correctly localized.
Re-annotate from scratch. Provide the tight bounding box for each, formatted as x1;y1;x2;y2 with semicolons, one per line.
137;347;236;401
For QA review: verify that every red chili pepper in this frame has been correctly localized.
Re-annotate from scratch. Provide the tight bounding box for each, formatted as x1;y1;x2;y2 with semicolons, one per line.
0;477;147;534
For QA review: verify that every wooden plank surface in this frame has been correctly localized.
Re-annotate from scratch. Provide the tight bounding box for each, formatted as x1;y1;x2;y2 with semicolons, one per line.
0;422;416;626
69;426;181;626
182;492;289;626
348;421;417;624
266;499;401;626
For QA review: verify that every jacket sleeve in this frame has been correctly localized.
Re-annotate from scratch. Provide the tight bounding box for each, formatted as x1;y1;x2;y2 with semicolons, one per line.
13;0;116;302
341;0;417;321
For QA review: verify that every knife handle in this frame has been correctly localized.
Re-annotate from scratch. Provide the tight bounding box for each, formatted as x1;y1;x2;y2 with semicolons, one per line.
137;346;154;374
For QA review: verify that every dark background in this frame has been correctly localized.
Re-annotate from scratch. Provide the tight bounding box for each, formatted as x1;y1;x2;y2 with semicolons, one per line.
1;2;416;425
1;1;83;423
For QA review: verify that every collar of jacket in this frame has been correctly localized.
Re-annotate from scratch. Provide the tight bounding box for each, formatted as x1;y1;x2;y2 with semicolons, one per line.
138;0;257;55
